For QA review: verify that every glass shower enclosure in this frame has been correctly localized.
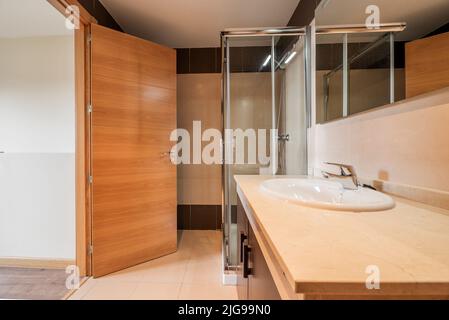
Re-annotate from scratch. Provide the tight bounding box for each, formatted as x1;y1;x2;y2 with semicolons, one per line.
220;27;311;269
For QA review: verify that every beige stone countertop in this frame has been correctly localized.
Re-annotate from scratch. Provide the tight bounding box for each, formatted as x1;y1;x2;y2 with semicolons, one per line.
235;175;449;297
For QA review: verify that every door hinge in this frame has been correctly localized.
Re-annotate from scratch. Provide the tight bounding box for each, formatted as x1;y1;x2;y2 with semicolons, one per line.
88;175;93;184
87;33;92;44
87;104;92;114
88;244;93;255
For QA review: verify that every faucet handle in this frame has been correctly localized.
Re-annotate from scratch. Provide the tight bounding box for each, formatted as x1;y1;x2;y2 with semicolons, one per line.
322;162;359;189
324;162;355;176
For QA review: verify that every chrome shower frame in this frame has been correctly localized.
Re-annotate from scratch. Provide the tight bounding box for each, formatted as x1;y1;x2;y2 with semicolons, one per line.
220;26;307;272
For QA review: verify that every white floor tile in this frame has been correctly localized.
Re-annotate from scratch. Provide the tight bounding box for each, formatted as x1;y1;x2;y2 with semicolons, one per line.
68;230;235;300
130;283;181;300
81;282;137;300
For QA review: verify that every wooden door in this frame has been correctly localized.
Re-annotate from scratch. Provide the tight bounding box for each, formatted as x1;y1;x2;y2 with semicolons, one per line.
90;24;177;277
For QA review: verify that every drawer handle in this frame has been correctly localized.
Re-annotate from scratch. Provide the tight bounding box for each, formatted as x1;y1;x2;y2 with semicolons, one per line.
243;245;252;278
240;232;247;263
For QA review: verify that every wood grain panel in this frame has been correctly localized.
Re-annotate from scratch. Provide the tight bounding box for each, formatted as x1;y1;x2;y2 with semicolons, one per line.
91;24;177;277
248;222;281;300
406;32;449;98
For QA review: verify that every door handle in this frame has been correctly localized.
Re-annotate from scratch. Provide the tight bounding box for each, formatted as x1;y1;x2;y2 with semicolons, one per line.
160;151;176;164
160;151;174;157
240;232;247;263
243;245;252;278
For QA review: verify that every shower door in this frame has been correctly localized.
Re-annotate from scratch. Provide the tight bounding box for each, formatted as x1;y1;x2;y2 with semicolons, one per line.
222;31;309;268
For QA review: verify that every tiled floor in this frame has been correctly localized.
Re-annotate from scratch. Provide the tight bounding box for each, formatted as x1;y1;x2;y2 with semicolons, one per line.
69;230;237;300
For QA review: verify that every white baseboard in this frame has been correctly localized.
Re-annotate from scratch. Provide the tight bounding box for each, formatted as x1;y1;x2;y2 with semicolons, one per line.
0;257;75;269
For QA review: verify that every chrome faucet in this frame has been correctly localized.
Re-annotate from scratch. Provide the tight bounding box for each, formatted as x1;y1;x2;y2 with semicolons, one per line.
322;162;359;190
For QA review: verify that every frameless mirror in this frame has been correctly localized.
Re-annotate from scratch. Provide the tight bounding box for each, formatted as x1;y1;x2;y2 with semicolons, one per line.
315;0;449;124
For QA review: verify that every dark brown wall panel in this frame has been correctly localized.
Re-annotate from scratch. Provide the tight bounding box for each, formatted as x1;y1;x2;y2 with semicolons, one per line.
177;205;222;230
176;46;274;74
288;0;322;26
176;48;221;74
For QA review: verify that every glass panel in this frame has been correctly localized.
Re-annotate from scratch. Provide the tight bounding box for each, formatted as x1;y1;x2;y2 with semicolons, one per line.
225;36;273;267
348;33;391;115
222;43;230;267
274;35;308;175
223;34;308;267
316;34;345;123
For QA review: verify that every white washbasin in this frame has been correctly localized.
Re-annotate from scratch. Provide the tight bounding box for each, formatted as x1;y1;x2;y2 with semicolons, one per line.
260;178;395;212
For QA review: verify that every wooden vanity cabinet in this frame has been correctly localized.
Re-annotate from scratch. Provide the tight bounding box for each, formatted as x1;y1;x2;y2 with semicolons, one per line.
237;197;281;300
236;197;249;299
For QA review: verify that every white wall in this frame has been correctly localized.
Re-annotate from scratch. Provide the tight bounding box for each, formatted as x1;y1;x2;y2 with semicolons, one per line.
0;37;75;153
0;36;75;260
308;87;449;193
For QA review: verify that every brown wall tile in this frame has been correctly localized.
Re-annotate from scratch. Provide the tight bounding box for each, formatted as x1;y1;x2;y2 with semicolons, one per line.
216;205;223;230
215;48;222;74
176;48;190;74
176;48;222;74
177;74;222;205
178;205;222;230
190;48;217;73
190;205;217;230
177;205;191;230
